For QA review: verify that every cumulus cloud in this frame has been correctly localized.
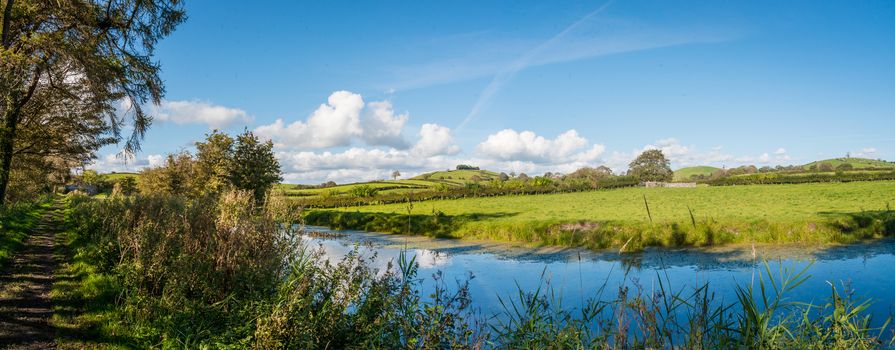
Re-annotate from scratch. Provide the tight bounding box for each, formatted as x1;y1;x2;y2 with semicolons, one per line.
255;91;365;149
476;129;603;164
254;91;413;150
412;123;460;157
152;100;251;128
362;101;409;148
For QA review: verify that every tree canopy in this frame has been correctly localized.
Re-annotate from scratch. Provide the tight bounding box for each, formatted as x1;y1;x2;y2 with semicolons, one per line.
140;130;282;204
0;0;186;205
627;149;673;182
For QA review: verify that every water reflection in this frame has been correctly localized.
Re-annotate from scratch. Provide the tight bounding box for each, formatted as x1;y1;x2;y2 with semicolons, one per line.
302;226;895;325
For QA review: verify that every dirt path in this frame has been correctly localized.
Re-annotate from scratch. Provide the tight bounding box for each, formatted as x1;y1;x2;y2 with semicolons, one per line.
0;205;61;350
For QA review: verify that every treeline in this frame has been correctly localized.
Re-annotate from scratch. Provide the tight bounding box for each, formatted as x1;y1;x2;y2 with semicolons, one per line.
292;175;641;208
688;163;894;182
706;170;895;186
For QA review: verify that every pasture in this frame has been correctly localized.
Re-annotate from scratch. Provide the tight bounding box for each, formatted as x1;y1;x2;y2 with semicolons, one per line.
307;181;895;251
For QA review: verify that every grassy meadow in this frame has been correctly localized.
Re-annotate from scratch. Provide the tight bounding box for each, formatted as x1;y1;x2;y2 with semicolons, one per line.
307;181;895;251
673;166;720;181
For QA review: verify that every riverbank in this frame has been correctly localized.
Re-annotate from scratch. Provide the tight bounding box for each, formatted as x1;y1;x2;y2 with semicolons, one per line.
305;181;895;251
42;192;895;347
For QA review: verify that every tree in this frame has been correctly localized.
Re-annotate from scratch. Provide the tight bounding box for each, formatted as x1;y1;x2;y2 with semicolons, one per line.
139;151;196;196
627;149;672;182
115;177;137;196
566;166;613;184
818;162;834;172
0;0;186;205
498;172;509;181
228;131;281;204
195;130;234;195
836;163;853;171
391;170;401;180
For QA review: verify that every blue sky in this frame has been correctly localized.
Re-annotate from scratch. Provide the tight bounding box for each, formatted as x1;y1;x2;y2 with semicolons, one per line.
92;0;895;183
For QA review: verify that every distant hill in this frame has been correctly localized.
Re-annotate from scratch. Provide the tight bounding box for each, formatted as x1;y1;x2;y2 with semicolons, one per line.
673;166;720;182
801;158;895;170
413;169;500;182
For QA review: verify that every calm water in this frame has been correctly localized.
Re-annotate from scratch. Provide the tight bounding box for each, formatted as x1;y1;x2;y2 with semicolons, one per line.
302;226;895;325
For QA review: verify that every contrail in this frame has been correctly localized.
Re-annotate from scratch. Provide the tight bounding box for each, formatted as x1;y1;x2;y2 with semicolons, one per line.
456;1;614;132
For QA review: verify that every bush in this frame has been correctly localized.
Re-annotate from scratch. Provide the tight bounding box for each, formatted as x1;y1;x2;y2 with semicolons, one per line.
350;184;380;198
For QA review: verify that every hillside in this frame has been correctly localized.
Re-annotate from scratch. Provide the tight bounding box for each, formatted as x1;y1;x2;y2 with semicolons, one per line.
802;158;895;170
412;169;500;181
673;166;720;182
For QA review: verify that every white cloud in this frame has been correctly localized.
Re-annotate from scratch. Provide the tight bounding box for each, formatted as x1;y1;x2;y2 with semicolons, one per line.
277;147;457;184
153;100;250;129
255;91;413;150
255;91;365;149
412;123;460;157
275;122;460;183
775;148;787;155
476;129;602;164
362;101;409;148
147;154;166;167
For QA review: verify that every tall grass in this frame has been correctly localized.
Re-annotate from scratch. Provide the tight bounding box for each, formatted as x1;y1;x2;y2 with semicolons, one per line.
61;192;894;348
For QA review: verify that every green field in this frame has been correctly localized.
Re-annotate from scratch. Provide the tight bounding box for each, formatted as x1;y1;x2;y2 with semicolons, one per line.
673;166;721;181
802;157;895;170
101;172;140;181
306;181;895;251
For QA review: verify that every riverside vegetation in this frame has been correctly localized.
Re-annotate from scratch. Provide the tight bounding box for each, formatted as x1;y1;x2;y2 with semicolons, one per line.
48;192;895;348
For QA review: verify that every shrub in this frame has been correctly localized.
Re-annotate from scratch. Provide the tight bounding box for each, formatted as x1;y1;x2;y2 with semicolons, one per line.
66;191;301;344
350;184;380;198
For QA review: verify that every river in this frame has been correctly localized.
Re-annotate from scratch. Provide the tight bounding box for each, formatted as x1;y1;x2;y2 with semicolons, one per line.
301;225;895;326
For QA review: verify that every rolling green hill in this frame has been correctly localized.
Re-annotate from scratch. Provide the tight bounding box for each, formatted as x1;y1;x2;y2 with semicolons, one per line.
802;157;895;170
412;169;500;181
673;166;720;182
